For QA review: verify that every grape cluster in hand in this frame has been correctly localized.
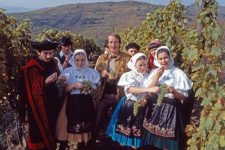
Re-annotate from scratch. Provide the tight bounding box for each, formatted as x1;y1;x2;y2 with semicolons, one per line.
56;79;65;97
157;84;168;106
81;80;93;94
109;70;117;77
133;99;142;116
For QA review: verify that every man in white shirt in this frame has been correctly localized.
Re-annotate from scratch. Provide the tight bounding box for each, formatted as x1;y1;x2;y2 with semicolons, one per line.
55;36;73;72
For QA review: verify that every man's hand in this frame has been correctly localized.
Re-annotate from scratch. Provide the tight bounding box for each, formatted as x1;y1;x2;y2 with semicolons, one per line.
45;72;58;85
62;55;72;69
65;55;72;62
101;70;109;78
58;76;67;81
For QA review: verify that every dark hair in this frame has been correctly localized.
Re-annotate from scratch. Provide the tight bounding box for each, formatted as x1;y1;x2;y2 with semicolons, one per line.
125;42;140;51
60;35;73;46
105;33;121;45
157;49;170;58
136;56;147;64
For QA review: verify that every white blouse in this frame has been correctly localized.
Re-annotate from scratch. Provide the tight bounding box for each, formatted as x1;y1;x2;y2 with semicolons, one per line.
118;71;150;101
147;66;193;99
61;67;100;95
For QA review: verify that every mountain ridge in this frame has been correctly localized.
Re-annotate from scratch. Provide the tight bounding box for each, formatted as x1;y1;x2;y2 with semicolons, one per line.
8;1;225;45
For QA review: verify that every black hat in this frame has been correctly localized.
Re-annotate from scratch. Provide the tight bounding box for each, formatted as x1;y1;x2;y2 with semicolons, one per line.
60;36;73;46
31;40;59;51
125;42;140;51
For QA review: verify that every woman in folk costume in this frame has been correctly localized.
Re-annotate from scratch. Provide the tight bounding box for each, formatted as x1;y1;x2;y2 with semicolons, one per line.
106;53;159;149
142;46;193;150
55;49;100;147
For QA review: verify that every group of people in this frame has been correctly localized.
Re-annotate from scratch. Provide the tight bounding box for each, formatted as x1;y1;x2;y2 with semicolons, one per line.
18;33;193;150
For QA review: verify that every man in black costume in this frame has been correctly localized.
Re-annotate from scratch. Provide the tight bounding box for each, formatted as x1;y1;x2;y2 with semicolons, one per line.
55;35;73;72
18;40;62;150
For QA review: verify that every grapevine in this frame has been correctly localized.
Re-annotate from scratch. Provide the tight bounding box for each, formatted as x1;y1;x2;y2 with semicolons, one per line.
133;99;142;116
157;84;168;106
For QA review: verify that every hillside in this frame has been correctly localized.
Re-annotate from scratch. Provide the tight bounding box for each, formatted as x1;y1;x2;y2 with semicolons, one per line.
9;1;162;44
9;1;225;45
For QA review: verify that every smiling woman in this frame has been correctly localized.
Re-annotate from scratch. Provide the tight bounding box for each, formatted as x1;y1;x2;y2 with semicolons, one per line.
156;49;170;69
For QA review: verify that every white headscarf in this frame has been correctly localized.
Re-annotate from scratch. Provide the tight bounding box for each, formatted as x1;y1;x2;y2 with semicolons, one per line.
154;46;174;69
68;49;89;69
127;53;147;79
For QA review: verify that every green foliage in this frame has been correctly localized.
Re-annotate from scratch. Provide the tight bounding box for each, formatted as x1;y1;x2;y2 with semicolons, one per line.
116;0;225;149
183;1;225;150
117;0;188;67
0;9;33;118
157;84;168;106
0;9;33;149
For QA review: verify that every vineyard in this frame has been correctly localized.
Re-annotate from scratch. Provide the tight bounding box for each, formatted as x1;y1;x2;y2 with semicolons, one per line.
0;0;225;149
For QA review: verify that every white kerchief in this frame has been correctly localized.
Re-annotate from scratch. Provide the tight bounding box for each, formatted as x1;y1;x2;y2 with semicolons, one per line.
127;53;147;80
154;46;174;69
68;49;89;69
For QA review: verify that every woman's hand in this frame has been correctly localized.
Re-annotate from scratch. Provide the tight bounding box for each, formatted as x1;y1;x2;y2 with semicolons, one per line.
73;82;84;90
155;67;164;78
45;72;58;85
167;86;175;94
148;86;160;94
101;70;109;78
167;86;185;101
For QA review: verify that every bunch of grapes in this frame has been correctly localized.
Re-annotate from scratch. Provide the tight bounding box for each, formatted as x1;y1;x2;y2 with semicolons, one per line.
81;80;93;94
56;79;65;97
133;99;142;116
109;70;117;77
157;84;168;106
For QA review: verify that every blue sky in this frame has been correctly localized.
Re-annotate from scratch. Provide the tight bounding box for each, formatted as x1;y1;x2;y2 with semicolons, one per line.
0;0;224;8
